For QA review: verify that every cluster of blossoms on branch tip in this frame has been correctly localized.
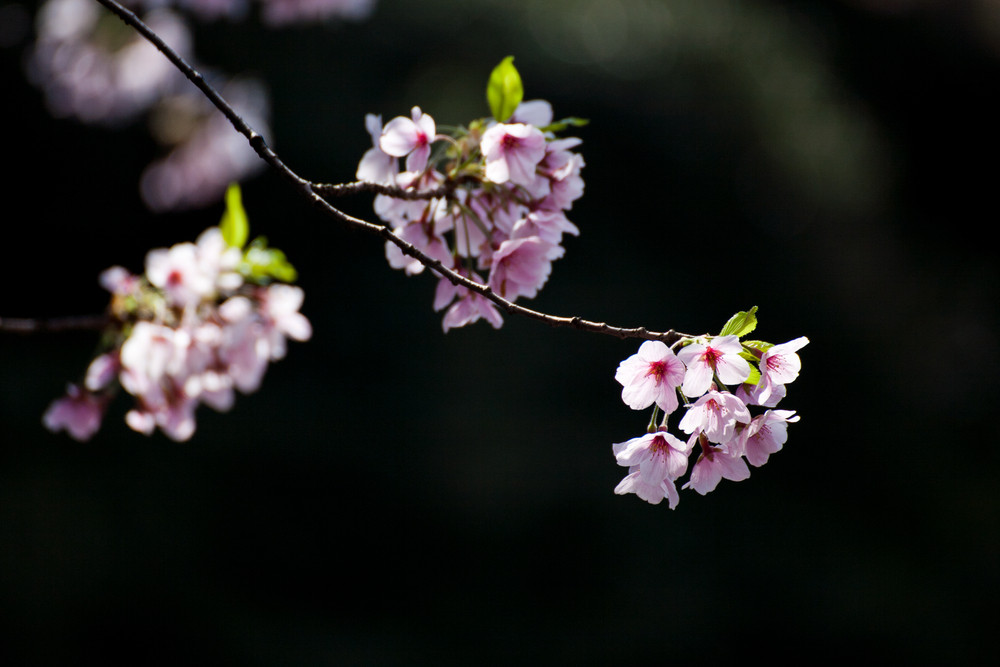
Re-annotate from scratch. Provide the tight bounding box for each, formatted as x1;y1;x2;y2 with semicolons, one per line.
356;57;587;332
612;308;808;508
44;185;311;442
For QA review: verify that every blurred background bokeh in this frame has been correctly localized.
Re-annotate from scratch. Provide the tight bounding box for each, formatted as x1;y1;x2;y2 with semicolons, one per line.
2;0;997;663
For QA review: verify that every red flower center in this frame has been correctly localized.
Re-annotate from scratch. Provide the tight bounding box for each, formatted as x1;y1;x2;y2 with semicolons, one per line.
166;269;183;286
702;346;723;368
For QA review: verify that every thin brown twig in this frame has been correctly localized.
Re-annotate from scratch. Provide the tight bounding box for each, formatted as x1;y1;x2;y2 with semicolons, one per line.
313;181;454;200
0;315;110;334
86;0;689;346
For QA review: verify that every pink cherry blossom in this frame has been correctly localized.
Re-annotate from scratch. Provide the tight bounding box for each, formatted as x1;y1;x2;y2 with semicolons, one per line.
676;335;751;398
465;187;526;237
43;384;106;442
488;236;562;300
613;471;680;508
195;226;243;292
384;218;454;277
258;284;313;360
612;430;692;507
510;99;553;127
736;379;785;408
537;137;586;211
145;241;214;309
99;266;140;296
481;123;547;186
754;336;809;406
379;107;436;173
356;113;398;185
374;169;447;228
739;410;799;467
85;352;120;392
678;389;751;445
614;340;686;413
683;438;750;495
218;295;277;394
434;273;504;332
509;210;579;245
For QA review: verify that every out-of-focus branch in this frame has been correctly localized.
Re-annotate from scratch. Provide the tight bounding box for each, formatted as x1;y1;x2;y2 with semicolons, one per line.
86;0;688;346
0;315;110;334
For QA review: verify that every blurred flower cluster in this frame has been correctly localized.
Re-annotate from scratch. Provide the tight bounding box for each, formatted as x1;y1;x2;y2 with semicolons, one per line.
44;185;311;441
612;308;808;508
25;0;376;210
356;57;587;331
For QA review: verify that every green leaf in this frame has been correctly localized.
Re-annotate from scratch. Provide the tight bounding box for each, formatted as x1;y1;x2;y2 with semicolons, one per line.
220;183;249;249
742;361;762;386
539;117;590;133
241;237;298;284
719;306;758;338
742;340;774;354
486;56;523;122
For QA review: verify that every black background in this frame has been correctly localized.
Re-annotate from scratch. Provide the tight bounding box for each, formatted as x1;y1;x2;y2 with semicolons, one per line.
2;0;997;664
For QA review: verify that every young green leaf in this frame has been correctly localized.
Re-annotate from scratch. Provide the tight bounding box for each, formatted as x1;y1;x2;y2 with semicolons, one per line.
241;237;298;284
742;340;774;354
719;306;758;338
220;183;249;249
486;56;523;122
539;117;590;133
741;359;762;386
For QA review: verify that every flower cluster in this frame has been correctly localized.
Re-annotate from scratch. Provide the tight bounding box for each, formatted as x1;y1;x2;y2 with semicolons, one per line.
612;308;807;508
43;185;310;442
356;58;586;331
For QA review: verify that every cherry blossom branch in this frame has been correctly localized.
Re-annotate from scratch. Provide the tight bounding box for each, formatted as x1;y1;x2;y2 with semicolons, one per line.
0;315;110;334
313;181;455;200
90;0;688;345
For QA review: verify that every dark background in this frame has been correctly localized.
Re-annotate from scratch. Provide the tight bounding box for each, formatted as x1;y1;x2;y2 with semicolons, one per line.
2;0;997;663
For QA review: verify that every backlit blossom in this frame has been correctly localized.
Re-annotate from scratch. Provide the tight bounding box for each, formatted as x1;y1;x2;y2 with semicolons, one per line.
613;430;692;507
258;284;313;360
43;384;107;442
384;217;454;277
434;272;503;332
754;336;809;406
357;114;398;185
676;335;751;398
736;379;785;408
488;236;562;300
481;122;547;186
145;241;214;308
684;439;750;495
739;410;799;467
510;99;553;127
380;107;437;173
615;340;686;413
678;389;751;445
